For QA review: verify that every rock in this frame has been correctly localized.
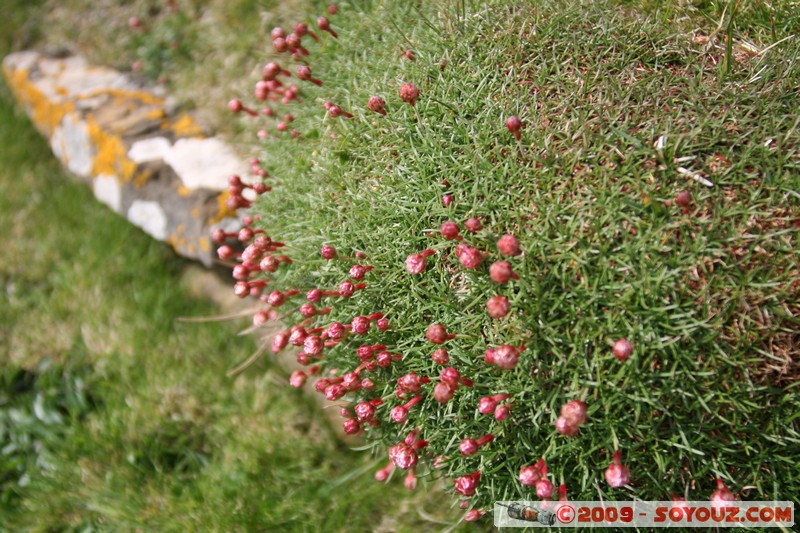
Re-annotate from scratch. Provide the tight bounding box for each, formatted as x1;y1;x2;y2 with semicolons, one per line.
1;50;242;265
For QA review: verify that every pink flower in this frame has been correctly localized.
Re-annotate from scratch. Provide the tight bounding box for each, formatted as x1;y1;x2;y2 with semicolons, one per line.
604;450;630;488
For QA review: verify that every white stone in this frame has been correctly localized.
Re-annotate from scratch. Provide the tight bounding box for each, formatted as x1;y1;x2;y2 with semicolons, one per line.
39;55;87;77
50;114;93;178
93;174;122;213
2;51;40;74
128;137;172;164
163;138;246;191
127;200;168;240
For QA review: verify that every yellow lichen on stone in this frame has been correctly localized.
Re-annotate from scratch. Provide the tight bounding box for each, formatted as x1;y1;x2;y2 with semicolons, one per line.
145;108;166;120
178;185;191;197
166;224;190;255
86;116;137;181
4;66;73;136
198;236;211;252
170;113;204;138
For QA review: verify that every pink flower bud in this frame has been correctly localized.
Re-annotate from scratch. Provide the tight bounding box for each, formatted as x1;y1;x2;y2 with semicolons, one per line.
431;348;449;365
376;318;390;331
252;309;268;326
561;400;588;427
317;16;338;38
267;290;285;307
260;254;279;273
405;253;427;274
490;260;517;283
374;461;393;482
604;450;630;488
342;372;361;391
459;434;493;456
338;280;355;297
320;245;337;260
486;295;510;318
439;367;461;387
494;404;512;421
389;442;417;470
710;478;735;506
555;416;579;436
289;327;307;346
465;217;483;233
675;190;692;209
391;406;409;423
459;439;478;456
289;371;307;388
442;194;454;207
343;418;360;435
536;479;555;499
440;221;460;240
506;115;523;140
325;384;346;401
458;246;483;269
351;316;370;334
397;372;423;393
376;351;392;367
453;471;481;496
433;381;455;403
303;335;324;356
426;323;454;344
478;396;498;414
217;245;235;261
497;234;521;256
326;321;346;340
491;344;520;369
613;338;633;361
271;331;289;353
367;96;387;115
354;401;376;421
404;470;417;491
306;289;322;302
465;509;484;522
349;264;370;280
519;462;545;487
399;83;419;106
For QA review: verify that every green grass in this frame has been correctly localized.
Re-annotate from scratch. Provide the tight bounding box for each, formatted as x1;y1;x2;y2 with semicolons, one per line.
214;0;800;515
5;0;800;527
0;4;466;530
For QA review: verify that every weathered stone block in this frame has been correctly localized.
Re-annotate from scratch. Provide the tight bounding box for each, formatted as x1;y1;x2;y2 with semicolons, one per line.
2;50;246;265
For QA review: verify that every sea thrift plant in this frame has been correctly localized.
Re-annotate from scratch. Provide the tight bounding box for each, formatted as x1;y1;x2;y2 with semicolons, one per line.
219;0;798;524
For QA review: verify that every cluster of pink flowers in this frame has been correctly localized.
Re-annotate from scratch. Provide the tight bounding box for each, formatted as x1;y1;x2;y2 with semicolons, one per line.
215;4;738;522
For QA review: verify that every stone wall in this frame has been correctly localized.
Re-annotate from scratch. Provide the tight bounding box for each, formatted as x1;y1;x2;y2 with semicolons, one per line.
2;50;246;265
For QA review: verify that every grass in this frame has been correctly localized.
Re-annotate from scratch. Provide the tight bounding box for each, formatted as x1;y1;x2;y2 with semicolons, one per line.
0;3;465;530
213;0;800;515
4;0;799;527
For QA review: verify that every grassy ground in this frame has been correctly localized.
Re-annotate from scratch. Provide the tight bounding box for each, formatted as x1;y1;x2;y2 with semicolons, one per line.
0;3;465;531
3;0;799;528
